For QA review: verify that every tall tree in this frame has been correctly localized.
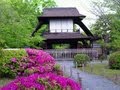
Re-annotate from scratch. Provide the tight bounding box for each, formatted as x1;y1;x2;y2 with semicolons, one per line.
104;0;120;50
90;1;112;57
0;0;56;48
90;0;120;52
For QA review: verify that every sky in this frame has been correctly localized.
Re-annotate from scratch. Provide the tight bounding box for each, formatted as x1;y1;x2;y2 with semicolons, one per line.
54;0;98;28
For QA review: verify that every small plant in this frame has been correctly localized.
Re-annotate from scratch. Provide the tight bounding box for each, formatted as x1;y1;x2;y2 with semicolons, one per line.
74;54;90;67
99;54;106;63
54;64;61;71
53;64;63;75
109;51;120;69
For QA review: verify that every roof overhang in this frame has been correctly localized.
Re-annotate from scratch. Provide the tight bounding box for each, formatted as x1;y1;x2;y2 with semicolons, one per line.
43;32;94;40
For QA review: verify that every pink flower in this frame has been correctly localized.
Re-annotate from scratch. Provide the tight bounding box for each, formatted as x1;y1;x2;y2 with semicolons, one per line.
1;73;81;90
11;58;17;62
2;48;82;90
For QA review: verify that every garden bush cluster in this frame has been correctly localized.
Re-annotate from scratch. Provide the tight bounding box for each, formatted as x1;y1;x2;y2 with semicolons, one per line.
109;51;120;69
1;48;81;90
0;49;26;77
74;54;90;67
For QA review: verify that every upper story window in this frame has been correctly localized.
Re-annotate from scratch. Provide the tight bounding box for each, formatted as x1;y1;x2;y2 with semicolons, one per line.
50;19;73;33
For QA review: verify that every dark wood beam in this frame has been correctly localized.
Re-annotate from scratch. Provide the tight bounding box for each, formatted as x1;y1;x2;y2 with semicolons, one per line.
75;20;94;37
31;21;44;36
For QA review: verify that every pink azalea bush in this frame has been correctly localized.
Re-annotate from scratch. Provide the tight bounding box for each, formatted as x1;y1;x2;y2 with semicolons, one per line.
7;48;56;76
1;48;81;90
2;73;80;90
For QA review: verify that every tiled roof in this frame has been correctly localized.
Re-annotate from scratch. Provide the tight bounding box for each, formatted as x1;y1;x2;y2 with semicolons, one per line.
40;7;85;17
43;32;92;40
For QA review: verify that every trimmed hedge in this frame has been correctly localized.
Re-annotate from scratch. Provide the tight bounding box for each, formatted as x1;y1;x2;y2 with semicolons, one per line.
0;49;26;78
74;54;90;67
109;51;120;69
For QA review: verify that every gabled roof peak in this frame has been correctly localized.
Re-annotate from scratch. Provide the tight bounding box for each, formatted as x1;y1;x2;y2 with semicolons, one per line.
40;7;85;17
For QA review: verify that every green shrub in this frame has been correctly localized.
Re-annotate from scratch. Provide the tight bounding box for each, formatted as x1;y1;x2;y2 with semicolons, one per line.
99;54;106;62
53;64;61;71
53;64;63;75
0;49;27;78
109;51;120;69
74;54;90;67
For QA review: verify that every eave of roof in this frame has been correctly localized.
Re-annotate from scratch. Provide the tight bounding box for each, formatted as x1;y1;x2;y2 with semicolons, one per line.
43;32;93;40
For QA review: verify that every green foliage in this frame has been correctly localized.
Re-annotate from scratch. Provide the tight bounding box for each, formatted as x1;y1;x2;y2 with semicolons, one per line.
37;77;61;90
0;35;5;48
99;55;106;60
109;30;120;50
74;54;90;67
53;44;70;49
90;0;120;52
0;0;56;48
0;36;5;57
53;64;61;71
108;14;120;50
0;48;4;58
0;49;26;78
28;35;45;49
109;51;120;69
99;54;106;62
53;64;63;75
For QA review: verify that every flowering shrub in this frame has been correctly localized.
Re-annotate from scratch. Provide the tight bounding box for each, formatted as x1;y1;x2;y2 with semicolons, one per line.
1;48;81;90
0;49;26;78
2;73;81;90
7;48;56;76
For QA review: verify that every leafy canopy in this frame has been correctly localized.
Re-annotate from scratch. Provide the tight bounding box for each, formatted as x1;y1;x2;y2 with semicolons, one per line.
91;0;120;51
0;0;56;48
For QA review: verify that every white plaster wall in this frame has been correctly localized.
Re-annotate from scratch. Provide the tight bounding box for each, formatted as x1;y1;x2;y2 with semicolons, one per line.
50;19;73;33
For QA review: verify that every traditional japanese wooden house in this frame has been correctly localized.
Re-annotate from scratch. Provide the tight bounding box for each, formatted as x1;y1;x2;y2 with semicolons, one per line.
31;7;99;49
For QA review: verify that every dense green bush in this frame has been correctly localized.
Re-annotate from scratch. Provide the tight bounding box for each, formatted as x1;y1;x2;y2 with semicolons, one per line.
109;51;120;69
99;54;106;62
74;54;90;67
0;49;26;78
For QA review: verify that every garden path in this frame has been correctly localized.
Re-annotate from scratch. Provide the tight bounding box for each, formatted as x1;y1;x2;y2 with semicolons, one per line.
57;60;120;90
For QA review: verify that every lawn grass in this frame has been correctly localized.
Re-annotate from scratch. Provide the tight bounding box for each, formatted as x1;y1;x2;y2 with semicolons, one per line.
79;62;120;85
0;78;12;86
